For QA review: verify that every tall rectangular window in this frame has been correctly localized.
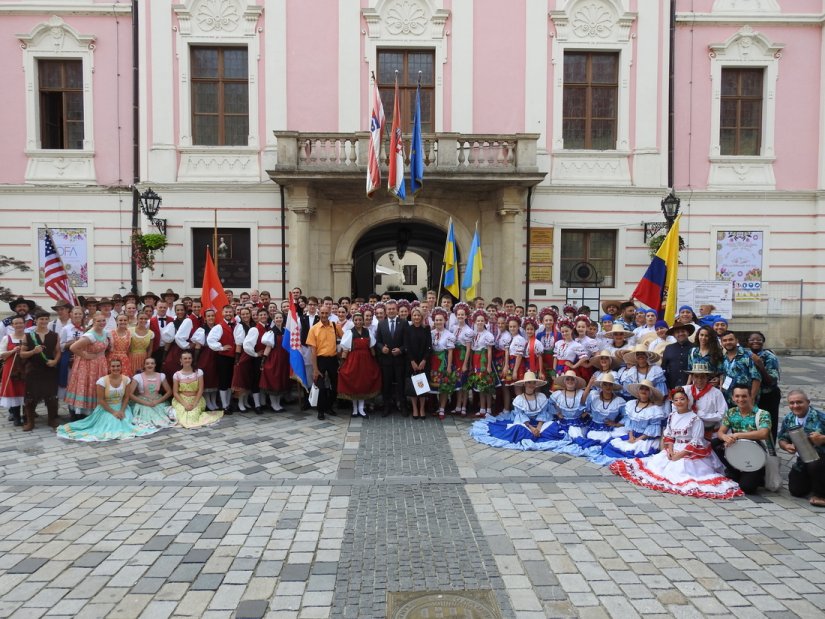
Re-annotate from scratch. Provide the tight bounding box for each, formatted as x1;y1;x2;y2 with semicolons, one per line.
377;49;435;133
39;59;84;149
562;52;619;150
560;230;616;288
720;68;763;156
191;47;249;146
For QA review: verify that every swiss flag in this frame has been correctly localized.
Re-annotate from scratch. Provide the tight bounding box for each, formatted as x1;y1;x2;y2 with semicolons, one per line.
201;247;228;312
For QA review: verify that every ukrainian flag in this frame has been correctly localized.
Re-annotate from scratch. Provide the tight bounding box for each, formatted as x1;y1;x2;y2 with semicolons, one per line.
462;225;482;300
443;218;460;298
632;214;681;324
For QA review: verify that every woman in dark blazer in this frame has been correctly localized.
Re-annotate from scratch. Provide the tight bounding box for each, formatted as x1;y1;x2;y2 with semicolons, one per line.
404;307;432;419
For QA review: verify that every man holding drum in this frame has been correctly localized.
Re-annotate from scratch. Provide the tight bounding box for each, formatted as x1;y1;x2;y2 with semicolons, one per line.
713;385;772;495
777;390;825;507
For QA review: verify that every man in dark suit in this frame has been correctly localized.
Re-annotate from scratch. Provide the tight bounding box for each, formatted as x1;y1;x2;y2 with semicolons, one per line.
375;299;408;416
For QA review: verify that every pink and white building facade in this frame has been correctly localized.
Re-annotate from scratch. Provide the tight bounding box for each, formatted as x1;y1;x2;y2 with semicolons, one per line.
1;0;823;347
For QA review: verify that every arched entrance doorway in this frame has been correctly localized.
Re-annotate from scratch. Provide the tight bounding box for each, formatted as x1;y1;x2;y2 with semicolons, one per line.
351;221;457;300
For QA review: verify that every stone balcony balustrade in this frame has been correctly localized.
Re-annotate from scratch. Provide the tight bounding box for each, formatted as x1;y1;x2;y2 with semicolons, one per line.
269;131;545;189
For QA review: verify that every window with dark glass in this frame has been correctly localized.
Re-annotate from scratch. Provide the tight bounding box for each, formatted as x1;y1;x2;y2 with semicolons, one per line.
376;49;435;133
560;230;617;288
720;68;763;156
562;52;619;150
39;59;84;149
191;47;249;146
403;265;418;286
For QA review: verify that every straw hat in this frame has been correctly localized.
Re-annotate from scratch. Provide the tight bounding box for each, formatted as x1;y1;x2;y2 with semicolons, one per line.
601;299;624;315
594;372;623;391
514;370;547;388
605;324;633;338
667;322;696;337
685;362;715;375
638;331;659;348
622;344;662;366
626;379;664;404
588;349;618;369
552;370;586;390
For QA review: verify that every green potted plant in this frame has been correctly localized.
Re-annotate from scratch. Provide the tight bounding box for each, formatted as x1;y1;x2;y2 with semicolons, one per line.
647;231;685;260
132;231;168;271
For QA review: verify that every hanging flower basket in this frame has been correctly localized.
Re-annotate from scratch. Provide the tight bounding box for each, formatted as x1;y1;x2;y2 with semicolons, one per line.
132;231;168;271
647;233;686;260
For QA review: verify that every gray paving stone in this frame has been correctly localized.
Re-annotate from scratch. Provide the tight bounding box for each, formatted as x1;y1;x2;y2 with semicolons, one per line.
191;573;224;591
182;549;214;564
142;536;175;551
130;577;166;595
72;553;109;569
8;558;48;574
234;599;268;619
279;563;311;582
708;562;749;582
168;563;202;582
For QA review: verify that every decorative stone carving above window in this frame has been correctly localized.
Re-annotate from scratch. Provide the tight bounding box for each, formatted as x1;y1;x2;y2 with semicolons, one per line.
362;0;449;40
174;0;262;37
549;0;636;44
711;0;780;13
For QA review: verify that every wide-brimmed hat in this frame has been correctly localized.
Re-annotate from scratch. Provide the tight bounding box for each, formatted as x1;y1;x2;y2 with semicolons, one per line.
552;370;586;390
140;291;160;303
622;344;661;366
8;297;35;312
51;299;73;311
588;349;618;369
605;324;633;338
638;331;660;347
667;322;695;337
601;299;624;315
123;292;138;302
594;372;623;391
97;297;114;308
111;293;124;303
161;288;179;301
80;296;98;306
685;362;715;375
514;370;547;388
626;379;664;404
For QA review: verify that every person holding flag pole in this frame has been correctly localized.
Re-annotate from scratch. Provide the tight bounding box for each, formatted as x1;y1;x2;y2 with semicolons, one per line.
388;71;406;200
631;214;681;323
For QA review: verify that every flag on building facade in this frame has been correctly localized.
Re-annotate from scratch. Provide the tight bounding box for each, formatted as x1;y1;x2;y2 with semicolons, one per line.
366;76;385;198
409;83;424;194
42;228;78;306
200;247;228;312
282;294;309;393
462;224;483;300
632;214;681;324
443;218;460;298
388;76;406;200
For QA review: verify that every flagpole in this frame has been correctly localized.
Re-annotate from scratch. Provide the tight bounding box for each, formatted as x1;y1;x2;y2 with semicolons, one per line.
213;209;218;270
45;225;79;305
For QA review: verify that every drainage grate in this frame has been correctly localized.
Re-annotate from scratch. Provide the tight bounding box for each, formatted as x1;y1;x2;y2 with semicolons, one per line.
386;590;502;619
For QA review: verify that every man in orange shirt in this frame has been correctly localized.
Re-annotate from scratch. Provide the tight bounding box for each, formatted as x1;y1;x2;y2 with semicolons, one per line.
307;306;342;420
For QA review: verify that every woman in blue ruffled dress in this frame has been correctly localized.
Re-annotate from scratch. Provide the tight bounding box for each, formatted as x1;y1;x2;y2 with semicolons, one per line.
602;379;667;459
469;371;554;449
542;371;587;441
576;372;626;451
57;358;160;442
619;345;667;400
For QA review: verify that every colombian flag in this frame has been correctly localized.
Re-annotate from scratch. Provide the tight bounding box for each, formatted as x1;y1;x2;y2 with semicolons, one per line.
632;214;681;324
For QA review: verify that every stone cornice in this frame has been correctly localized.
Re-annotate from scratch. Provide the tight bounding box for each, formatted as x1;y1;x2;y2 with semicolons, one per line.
677;12;825;26
0;3;132;15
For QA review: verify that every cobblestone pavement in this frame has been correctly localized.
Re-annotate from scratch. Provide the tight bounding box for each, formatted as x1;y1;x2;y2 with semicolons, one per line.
0;356;822;618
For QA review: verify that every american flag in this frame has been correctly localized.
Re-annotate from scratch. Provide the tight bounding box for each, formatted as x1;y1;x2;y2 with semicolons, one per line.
43;230;77;306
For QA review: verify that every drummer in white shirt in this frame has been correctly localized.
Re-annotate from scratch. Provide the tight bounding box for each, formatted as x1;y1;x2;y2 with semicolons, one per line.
684;362;728;439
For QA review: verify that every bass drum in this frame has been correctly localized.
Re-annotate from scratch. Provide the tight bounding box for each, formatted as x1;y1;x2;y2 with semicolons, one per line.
725;439;767;472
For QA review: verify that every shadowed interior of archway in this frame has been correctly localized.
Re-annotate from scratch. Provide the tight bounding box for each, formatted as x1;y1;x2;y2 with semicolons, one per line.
351;221;459;300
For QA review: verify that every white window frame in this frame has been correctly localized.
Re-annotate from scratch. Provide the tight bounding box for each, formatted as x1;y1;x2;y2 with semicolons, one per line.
548;0;636;186
173;0;263;182
707;26;783;190
18;16;96;184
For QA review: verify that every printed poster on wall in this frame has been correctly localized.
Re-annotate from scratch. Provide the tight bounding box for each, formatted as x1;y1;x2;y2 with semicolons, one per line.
37;227;89;289
677;280;733;318
715;231;762;302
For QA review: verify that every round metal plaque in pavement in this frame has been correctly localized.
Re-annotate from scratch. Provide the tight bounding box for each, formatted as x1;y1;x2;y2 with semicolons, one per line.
387;590;502;619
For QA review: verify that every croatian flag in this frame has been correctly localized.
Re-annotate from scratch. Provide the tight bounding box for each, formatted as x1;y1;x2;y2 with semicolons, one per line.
388;75;406;200
282;294;309;393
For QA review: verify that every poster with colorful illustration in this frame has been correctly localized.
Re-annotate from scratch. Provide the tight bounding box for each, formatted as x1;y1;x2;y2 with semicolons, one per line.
715;231;762;302
37;227;89;289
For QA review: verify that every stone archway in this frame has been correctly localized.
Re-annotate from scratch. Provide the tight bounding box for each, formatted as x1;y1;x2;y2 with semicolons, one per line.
330;202;473;298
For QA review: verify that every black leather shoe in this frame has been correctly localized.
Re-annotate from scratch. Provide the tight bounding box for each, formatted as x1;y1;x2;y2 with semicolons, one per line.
224;408;234;416
300;399;309;411
327;409;337;416
317;411;325;420
255;406;264;415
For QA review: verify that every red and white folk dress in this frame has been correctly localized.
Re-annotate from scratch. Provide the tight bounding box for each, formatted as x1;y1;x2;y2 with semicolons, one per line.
610;410;743;499
0;335;25;408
